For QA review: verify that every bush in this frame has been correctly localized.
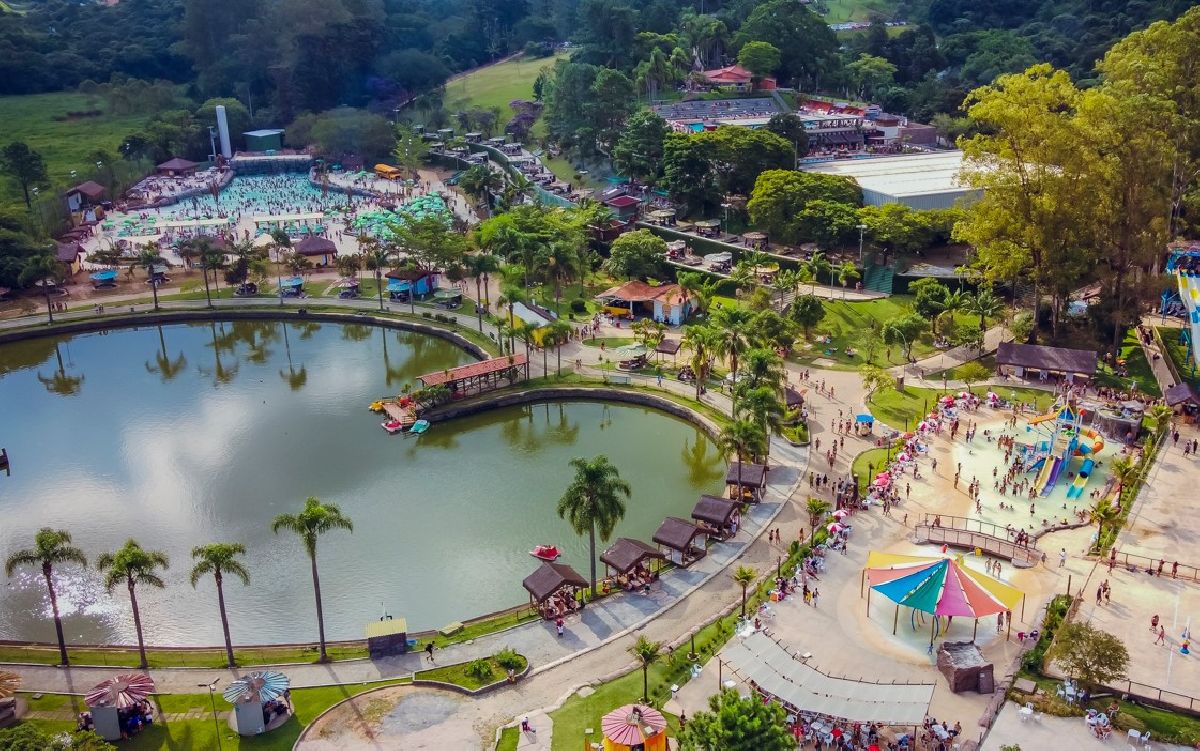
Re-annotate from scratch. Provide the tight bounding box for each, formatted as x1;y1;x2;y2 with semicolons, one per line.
1114;713;1146;733
495;648;524;672
1023;594;1072;674
466;658;494;682
570;298;587;313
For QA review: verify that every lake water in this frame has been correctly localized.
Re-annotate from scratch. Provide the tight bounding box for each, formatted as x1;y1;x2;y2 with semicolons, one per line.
0;322;723;646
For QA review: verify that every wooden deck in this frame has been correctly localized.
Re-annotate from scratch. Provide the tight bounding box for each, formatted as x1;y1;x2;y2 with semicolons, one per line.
914;525;1041;569
381;402;416;426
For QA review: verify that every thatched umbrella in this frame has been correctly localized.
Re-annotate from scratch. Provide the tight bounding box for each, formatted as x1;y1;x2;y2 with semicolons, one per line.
85;673;155;709
0;670;21;699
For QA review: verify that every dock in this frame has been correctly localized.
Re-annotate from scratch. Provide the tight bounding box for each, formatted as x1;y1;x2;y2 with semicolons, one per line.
381;403;417;426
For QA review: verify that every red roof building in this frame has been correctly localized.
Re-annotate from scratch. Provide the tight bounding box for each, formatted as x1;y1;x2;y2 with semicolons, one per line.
702;64;776;90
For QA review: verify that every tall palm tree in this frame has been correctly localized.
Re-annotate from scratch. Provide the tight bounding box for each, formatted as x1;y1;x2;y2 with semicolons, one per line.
1110;456;1140;498
837;261;860;298
678;272;720;317
682;324;719;402
739;386;785;433
272;497;353;662
96;539;169;670
629;635;663;703
741;348;784;391
137;246;166;311
773;268;802;312
465;253;501;331
965;286;1004;336
200;245;226;303
556;456;631;596
712;308;754;415
19;252;60;324
931;289;966;338
190;543;250;668
540;241;582;314
1087;500;1122;553
363;244;391;311
719;419;768;501
806;498;832;539
805;251;832;293
732;565;757;618
544;320;574;376
1145;404;1174;438
5;528;87;666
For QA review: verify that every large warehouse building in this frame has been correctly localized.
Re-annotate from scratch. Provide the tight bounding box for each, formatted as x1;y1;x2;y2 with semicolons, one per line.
803;151;979;210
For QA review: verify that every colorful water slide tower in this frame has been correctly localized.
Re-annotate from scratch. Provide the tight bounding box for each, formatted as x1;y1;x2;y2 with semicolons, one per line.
1166;242;1200;381
1024;400;1104;498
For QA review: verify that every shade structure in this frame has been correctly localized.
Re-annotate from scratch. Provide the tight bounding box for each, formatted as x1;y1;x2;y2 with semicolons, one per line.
865;552;1023;619
831;509;851;519
601;704;667;750
0;670;21;699
223;671;290;704
90;269;118;282
612;343;648;358
85;673;155;709
827;522;846;533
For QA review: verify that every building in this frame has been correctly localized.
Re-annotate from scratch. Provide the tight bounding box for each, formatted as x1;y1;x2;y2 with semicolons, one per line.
243;129;285;152
156;157;199;177
996;342;1097;382
701;64;776;92
55;242;85;276
603;194;641;220
597;281;692;326
803;151;978;210
385;268;438;300
64;181;106;213
293;235;338;266
651;98;782;133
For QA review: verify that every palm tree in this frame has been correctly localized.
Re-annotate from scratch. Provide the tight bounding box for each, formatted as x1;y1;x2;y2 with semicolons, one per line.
544;320;574;376
712;308;753;414
837;261;860;298
931;289;966;338
732;565;757;618
5;528;87;666
719;419;768;500
190;543;250;668
1087;500;1122;553
965;286;1004;336
1145;404;1174;438
272;497;353;662
363;244;391;311
137;246;166;311
465;253;501;331
739;386;785;433
200;245;226;303
741;348;784;391
629;636;663;703
805;251;832;293
556;456;631;596
19;253;60;324
806;498;832;539
540;241;582;314
773;268;802;311
683;324;719;402
1110;455;1140;498
96;539;169;670
678;271;721;317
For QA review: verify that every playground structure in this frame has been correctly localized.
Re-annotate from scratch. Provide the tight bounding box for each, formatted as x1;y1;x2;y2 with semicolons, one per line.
1023;399;1104;499
1164;242;1200;379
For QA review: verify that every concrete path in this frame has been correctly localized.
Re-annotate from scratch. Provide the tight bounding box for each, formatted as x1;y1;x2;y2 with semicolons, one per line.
981;700;1191;751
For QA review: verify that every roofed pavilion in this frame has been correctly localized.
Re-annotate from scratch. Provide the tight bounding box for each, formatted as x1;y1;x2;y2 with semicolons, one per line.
418;353;528;397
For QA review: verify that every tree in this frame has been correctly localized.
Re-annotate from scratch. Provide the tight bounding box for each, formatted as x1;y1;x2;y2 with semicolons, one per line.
836;261;860;298
806;498;831;537
628;635;662;703
882;313;928;362
137;246;166;311
1047;621;1129;689
611;111;668;184
1087;500;1122;552
1109;455;1140;497
544;320;574;376
737;41;781;82
796;200;860;251
956;361;992;392
5;528;87;666
1145;404;1174;437
748;170;861;245
272;497;354;662
739;386;785;434
765;113;808;159
847;53;897;100
855;327;885;363
0;142;48;207
732;565;757;618
733;0;839;89
683;324;719;401
393;124;429;178
557;456;630;596
789;295;825;339
362;243;391;311
1008;312;1035;344
965;286;1004;335
18;253;60;324
189;542;250;668
96;540;169;670
804;251;833;290
719;419;768;500
858;364;895;403
678;688;793;751
603;229;667;280
678;271;721;316
0;725;114;750
713;307;754;413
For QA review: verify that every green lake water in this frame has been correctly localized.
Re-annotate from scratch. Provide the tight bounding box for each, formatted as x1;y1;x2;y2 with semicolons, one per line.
0;321;723;645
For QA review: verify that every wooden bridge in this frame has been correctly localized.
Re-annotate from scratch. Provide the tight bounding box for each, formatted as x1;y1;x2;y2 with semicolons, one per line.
914;524;1041;568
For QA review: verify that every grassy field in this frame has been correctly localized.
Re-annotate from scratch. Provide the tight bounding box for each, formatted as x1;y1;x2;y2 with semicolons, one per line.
442;53;567;130
867;384;1057;429
416;653;527;691
820;0;899;22
0;92;151;199
1095;328;1160;396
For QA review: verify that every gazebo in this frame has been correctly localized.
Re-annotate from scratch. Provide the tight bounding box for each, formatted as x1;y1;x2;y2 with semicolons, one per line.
522;561;588;619
743;231;768;249
653;517;706;567
156;157;199;177
293;235;337;265
727;462;769;502
600;538;664;591
601;704;668;751
0;670;23;729
224;671;292;736
85;673;155;741
691;495;741;540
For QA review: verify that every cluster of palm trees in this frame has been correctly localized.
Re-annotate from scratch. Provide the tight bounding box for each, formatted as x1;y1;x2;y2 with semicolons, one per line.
4;496;353;669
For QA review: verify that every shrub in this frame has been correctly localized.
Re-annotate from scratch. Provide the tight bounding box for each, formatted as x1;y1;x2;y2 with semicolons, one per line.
466;658;494;682
570;298;587;313
495;648;524;672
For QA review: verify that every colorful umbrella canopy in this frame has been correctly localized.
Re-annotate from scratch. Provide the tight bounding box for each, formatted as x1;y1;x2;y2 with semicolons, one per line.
601;704;667;746
827;522;846;533
831;509;851;519
85;674;155;709
0;670;21;699
223;671;290;705
865;552;1023;619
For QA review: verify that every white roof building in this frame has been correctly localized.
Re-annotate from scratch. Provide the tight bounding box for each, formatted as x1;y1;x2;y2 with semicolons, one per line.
803;151;979;210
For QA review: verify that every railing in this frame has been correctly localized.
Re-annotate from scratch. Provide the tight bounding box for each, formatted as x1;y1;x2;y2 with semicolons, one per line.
914;525;1041;567
1099;549;1200;582
1102;678;1200;716
919;513;1025;542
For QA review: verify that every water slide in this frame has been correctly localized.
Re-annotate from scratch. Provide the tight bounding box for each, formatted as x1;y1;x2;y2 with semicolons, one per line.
1040;457;1065;496
1033;455;1057;494
1176;270;1200;363
1066;458;1096;499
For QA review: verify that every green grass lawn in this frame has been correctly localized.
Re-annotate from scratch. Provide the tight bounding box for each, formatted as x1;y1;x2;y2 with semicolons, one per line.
926;354;997;382
1095;328;1160;396
496;727;519;750
820;0;898;22
0;92;152;201
851;446;893;491
443;53;567;130
416;653;527;691
867;385;1056;429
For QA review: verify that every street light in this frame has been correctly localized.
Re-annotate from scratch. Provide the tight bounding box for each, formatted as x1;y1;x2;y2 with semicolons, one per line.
198;678;223;751
857;223;867;264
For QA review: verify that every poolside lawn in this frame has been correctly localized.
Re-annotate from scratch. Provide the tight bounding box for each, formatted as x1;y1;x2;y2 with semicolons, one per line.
852;446;893;491
1095;328;1160;396
867;385;1057;429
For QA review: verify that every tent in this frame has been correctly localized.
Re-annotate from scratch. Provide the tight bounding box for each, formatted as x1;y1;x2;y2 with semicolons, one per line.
601;704;668;751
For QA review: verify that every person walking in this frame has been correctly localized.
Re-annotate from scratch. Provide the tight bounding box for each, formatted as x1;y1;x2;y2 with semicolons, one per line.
1157;625;1167;646
1059;548;1067;568
425;641;436;663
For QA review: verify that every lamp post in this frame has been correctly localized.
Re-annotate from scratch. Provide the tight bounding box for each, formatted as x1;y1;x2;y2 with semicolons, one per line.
199;678;223;751
857;223;867;265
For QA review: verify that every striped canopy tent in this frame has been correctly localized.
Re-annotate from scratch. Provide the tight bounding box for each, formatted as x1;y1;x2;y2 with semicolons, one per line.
85;673;155;709
0;670;21;699
601;704;668;751
223;671;290;705
864;552;1024;645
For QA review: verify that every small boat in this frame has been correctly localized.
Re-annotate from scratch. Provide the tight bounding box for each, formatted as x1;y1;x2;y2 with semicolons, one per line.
381;420;405;434
406;419;431;436
530;544;561;561
369;400;385;413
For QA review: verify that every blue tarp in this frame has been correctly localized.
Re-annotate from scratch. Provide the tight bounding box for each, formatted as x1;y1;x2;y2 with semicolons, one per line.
856;414;874;423
387;279;411;291
90;270;118;282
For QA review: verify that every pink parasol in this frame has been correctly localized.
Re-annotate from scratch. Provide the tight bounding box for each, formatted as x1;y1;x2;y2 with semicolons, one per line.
831;509;851;519
875;471;891;481
940;395;955;406
827;522;846;533
85;673;155;709
601;704;667;746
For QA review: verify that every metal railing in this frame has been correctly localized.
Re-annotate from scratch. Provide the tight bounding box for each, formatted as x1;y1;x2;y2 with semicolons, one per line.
919;513;1029;543
1103;678;1200;715
914;525;1040;567
1099;549;1200;582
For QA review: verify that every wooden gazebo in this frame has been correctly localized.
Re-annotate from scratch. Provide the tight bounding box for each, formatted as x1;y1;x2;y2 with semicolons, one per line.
418;353;528;396
653;517;706;567
727;462;769;502
691;495;741;540
522;562;588;619
601;538;664;591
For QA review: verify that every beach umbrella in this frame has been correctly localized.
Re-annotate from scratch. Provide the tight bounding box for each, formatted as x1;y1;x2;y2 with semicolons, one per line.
0;670;21;699
831;509;851;519
874;471;890;482
85;674;155;709
826;522;846;533
940;395;955;406
865;552;1023;641
223;671;290;705
601;704;667;748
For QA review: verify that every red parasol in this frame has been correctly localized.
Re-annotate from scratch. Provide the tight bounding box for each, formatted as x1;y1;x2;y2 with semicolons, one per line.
601;704;667;746
85;673;156;709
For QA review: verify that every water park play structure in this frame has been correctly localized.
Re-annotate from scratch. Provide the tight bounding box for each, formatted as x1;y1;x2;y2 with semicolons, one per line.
1023;400;1105;499
1165;242;1200;379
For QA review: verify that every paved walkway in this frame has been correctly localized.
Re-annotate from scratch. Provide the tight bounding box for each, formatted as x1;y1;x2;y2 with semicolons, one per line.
981;700;1191;751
